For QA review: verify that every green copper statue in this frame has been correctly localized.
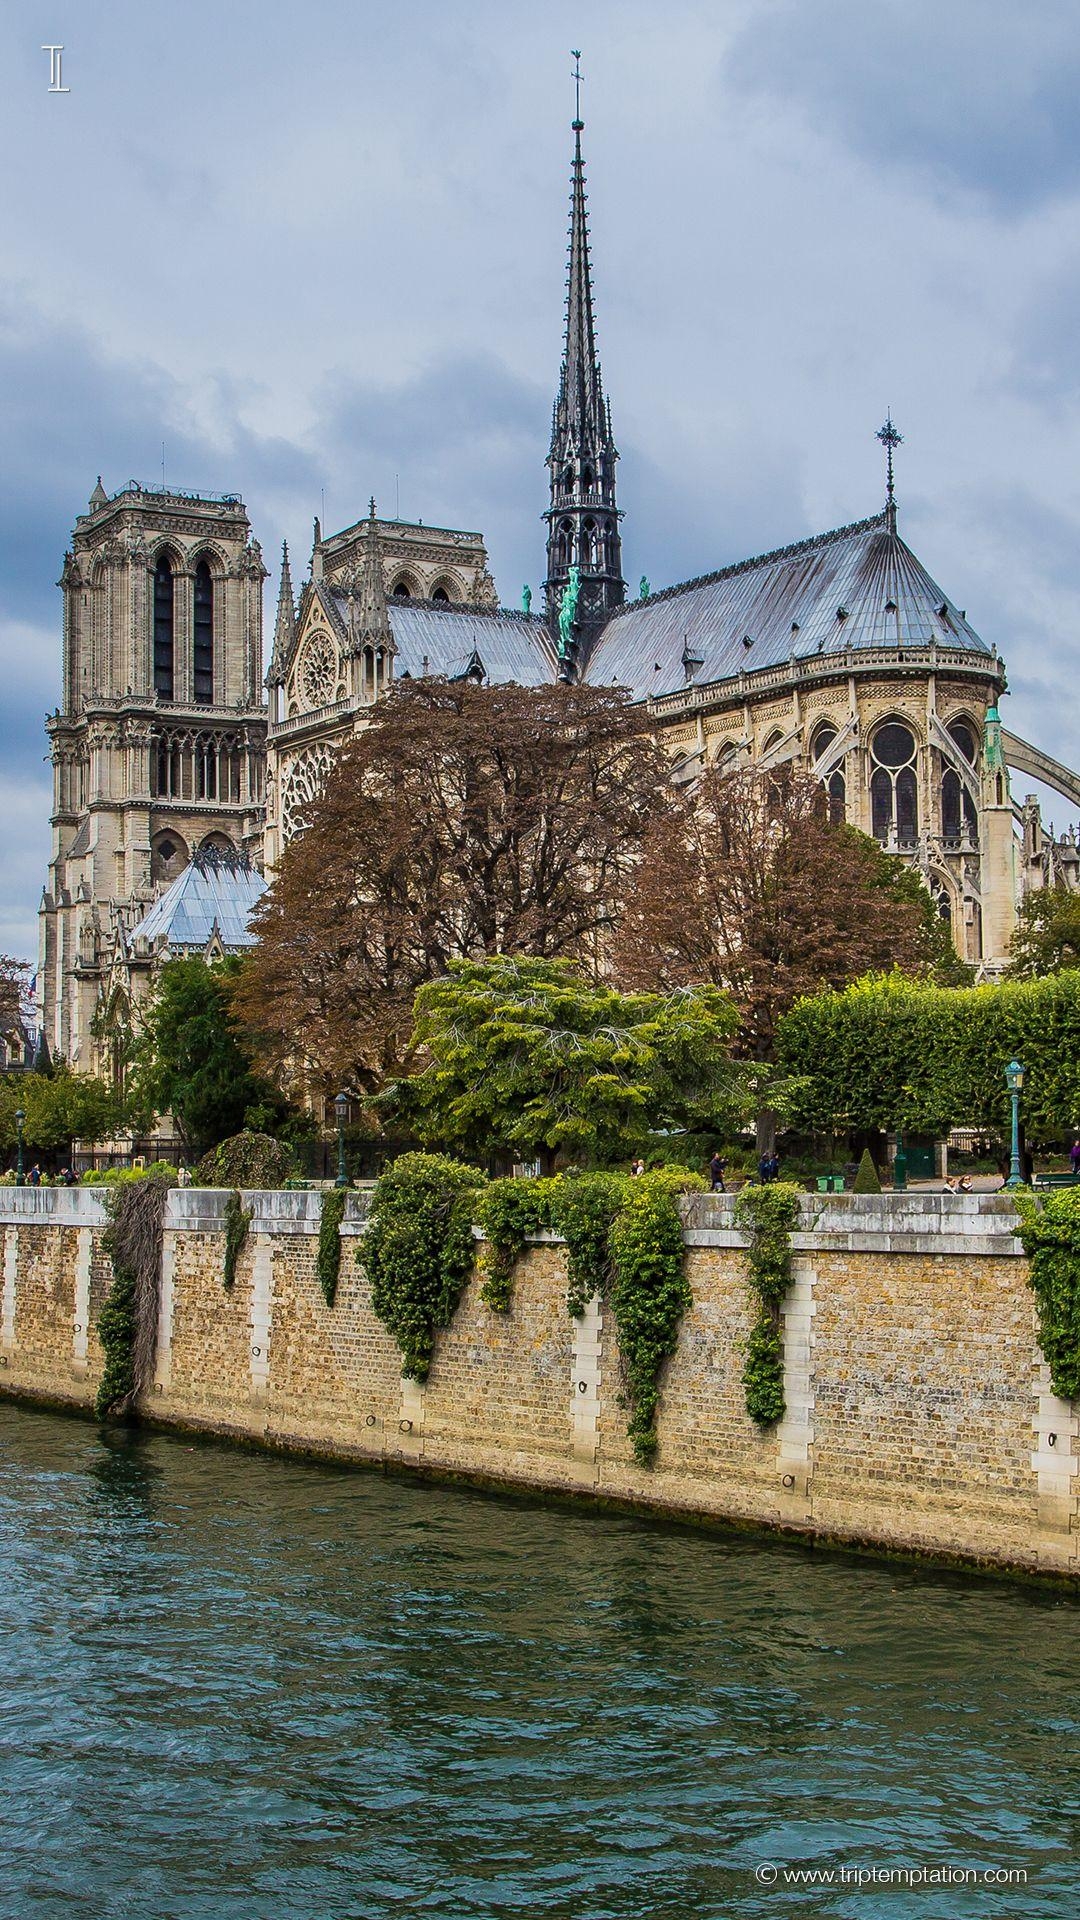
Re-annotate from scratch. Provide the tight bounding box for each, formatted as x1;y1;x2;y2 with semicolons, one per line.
639;575;650;601
558;566;581;658
522;584;532;614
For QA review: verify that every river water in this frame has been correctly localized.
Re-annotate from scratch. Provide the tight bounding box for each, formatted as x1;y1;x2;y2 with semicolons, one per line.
0;1405;1076;1920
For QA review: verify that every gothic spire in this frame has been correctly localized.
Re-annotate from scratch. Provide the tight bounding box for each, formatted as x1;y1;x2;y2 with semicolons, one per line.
352;496;392;649
544;53;624;661
266;539;295;687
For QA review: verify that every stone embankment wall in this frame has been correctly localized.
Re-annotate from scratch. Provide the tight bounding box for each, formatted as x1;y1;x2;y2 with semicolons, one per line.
1;1188;1075;1579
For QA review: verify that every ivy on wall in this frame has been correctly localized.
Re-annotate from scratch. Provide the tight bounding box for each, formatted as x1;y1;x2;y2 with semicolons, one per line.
548;1172;626;1319
1014;1189;1080;1400
608;1177;695;1465
733;1181;801;1427
360;1153;484;1379
474;1179;551;1311
95;1174;171;1421
358;1155;702;1461
223;1190;253;1293
317;1188;347;1307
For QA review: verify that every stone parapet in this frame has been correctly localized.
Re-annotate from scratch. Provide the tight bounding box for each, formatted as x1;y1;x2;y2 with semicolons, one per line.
0;1187;1071;1581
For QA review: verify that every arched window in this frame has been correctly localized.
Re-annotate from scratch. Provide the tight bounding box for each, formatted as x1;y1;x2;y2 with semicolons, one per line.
810;722;846;824
391;579;411;599
941;720;978;845
583;517;596;567
870;720;918;845
432;587;450;604
582;466;593;492
193;560;214;703
153;555;174;698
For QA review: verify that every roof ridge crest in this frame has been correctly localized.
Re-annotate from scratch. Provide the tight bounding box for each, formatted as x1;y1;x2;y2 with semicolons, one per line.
608;510;889;615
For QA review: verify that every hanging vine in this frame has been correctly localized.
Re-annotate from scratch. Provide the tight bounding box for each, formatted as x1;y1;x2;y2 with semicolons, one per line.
548;1171;626;1319
223;1189;253;1293
608;1175;700;1466
733;1181;802;1427
359;1153;485;1379
95;1175;171;1422
1014;1189;1080;1400
317;1188;348;1307
474;1179;552;1311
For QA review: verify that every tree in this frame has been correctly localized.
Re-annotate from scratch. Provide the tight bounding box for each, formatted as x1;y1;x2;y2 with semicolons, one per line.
130;957;291;1159
611;762;959;1143
384;954;743;1166
1008;887;1080;978
0;1071;128;1155
236;678;667;1104
0;956;28;1037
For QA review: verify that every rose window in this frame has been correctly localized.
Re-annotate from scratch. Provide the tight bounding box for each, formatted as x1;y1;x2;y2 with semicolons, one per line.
300;633;337;709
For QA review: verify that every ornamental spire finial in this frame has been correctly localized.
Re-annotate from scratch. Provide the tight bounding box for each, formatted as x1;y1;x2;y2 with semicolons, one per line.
571;48;583;128
876;412;903;524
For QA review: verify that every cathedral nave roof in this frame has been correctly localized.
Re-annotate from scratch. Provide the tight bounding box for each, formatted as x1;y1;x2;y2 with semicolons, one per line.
582;513;993;701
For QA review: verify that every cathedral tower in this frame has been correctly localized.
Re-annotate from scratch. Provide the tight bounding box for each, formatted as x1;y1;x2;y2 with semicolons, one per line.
39;481;268;1067
544;91;625;666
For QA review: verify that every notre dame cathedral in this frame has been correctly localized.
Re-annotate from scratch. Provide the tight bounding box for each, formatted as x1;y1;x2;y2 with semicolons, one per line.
39;107;1080;1074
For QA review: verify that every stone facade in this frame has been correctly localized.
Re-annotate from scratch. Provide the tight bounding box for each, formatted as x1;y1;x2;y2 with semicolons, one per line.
39;483;268;1071
2;1187;1076;1581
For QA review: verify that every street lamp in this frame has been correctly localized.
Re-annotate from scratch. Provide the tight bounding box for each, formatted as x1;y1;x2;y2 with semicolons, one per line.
893;1128;907;1192
334;1092;349;1189
14;1109;25;1187
1005;1059;1025;1189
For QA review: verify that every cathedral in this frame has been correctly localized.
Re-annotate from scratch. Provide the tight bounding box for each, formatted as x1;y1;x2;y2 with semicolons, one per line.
38;107;1080;1075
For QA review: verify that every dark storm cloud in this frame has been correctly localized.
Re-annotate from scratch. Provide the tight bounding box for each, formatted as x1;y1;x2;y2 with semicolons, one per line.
0;294;319;633
727;0;1080;215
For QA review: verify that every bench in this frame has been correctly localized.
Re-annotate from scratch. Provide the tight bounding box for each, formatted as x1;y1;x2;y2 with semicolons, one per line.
1032;1172;1080;1190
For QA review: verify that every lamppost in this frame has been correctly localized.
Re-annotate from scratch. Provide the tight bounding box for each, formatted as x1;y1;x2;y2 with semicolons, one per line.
1005;1059;1025;1189
14;1109;25;1187
893;1128;907;1192
334;1092;349;1189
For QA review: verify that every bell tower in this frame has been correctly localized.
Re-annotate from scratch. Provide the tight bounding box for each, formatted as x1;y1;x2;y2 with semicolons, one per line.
39;480;268;1067
544;58;625;671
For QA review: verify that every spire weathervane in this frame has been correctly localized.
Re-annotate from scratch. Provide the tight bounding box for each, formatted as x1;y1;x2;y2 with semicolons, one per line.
571;48;583;127
876;412;903;512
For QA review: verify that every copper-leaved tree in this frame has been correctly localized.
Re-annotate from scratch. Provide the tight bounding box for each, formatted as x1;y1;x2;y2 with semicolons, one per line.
612;761;958;1149
236;679;666;1104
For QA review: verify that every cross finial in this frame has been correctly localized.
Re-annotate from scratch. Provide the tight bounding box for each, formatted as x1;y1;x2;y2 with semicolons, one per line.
876;412;903;510
571;49;583;129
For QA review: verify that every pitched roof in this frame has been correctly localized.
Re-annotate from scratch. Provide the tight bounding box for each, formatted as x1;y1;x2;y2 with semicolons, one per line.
582;514;993;700
383;600;559;686
129;850;267;952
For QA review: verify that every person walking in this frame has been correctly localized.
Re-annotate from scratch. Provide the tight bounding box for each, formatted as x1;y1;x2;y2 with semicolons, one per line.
1070;1137;1080;1179
709;1150;726;1193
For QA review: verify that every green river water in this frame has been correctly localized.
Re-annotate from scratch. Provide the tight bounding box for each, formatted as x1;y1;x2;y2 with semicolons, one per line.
0;1403;1076;1919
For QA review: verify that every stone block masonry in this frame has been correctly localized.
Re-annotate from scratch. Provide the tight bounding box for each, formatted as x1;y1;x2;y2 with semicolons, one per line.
0;1187;1074;1581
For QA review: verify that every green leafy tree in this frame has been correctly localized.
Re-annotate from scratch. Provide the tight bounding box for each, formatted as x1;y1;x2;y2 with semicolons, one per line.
1008;888;1080;978
385;954;744;1167
130;957;292;1160
0;1071;127;1154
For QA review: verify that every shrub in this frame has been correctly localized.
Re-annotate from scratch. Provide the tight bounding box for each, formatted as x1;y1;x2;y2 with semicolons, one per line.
194;1131;297;1189
852;1148;882;1194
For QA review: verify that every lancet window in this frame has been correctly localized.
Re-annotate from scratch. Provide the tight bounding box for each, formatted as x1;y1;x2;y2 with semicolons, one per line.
869;720;919;845
193;560;214;703
153;556;175;698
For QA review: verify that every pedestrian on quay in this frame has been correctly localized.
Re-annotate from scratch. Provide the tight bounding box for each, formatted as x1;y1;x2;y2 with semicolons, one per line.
1070;1136;1080;1178
709;1150;726;1192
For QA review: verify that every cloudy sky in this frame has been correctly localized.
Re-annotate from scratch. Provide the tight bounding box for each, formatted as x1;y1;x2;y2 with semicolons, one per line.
3;0;1080;960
